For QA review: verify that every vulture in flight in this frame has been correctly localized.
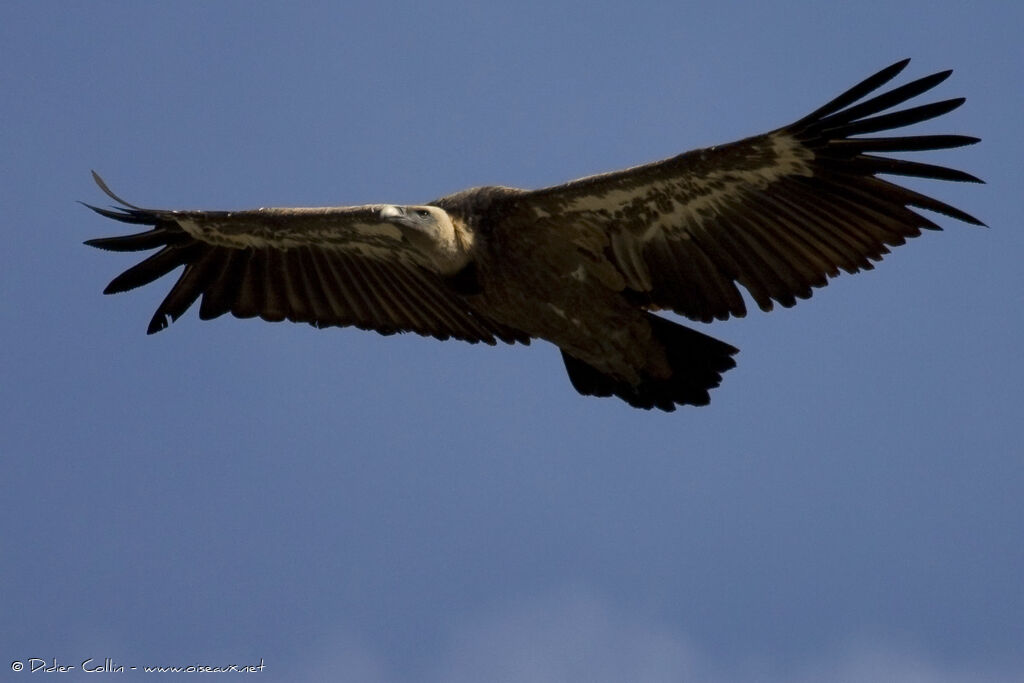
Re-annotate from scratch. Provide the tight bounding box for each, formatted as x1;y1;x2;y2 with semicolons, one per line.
86;60;983;411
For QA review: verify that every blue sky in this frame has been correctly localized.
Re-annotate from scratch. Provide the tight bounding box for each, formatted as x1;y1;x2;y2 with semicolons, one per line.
2;2;1021;681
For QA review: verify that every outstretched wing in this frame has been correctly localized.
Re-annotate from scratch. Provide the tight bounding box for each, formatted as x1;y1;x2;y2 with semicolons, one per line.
518;59;984;323
85;174;525;344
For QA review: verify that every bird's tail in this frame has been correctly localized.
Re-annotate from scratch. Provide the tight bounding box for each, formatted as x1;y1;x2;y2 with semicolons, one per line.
561;313;738;411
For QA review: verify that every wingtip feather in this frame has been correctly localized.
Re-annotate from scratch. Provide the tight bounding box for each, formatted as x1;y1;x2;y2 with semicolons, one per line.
90;171;143;209
147;313;170;334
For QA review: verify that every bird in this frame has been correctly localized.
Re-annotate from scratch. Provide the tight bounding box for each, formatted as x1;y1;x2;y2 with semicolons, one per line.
85;59;983;411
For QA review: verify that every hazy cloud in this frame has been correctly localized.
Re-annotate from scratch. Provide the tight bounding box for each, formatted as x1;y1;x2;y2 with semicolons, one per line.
286;588;1021;683
437;588;699;683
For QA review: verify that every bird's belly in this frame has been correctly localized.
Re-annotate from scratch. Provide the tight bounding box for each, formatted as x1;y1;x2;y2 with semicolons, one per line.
466;269;653;380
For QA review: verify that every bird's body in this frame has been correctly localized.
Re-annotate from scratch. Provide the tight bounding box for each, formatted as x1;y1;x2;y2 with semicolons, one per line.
86;60;983;410
438;188;729;392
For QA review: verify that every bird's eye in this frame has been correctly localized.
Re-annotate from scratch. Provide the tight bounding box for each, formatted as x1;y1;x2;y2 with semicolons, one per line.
415;209;430;218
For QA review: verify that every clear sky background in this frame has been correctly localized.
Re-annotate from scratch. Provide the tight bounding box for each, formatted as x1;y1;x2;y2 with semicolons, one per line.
2;2;1021;681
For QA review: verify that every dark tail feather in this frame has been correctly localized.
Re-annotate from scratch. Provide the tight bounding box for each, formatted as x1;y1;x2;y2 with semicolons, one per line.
561;314;739;411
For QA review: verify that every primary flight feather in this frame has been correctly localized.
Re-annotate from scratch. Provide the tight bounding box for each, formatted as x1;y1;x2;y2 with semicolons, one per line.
86;59;983;411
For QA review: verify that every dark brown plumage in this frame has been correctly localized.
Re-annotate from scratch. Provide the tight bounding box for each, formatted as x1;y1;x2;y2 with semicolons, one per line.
86;60;983;411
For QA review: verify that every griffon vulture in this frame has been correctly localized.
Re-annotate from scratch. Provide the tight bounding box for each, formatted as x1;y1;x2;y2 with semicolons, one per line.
86;60;983;411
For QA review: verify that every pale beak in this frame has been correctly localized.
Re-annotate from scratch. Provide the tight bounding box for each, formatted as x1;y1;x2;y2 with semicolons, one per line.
380;205;405;222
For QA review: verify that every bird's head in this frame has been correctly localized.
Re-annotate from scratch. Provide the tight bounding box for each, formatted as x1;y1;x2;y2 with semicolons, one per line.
379;204;470;273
